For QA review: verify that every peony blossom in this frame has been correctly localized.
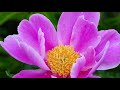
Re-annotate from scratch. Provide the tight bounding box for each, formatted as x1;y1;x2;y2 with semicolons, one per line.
1;12;120;78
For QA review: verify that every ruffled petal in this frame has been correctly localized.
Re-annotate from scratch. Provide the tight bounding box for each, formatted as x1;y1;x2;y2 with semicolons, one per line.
82;46;95;71
83;12;100;26
96;29;120;54
18;22;46;59
57;12;83;45
70;16;100;52
57;12;100;45
97;44;120;70
13;69;52;78
18;20;40;53
38;28;45;59
78;42;110;78
86;41;110;77
70;55;86;78
0;35;49;70
29;14;58;51
96;30;120;70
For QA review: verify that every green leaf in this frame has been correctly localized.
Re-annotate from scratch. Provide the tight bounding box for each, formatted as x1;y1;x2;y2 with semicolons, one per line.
0;12;32;26
5;71;13;78
0;12;17;25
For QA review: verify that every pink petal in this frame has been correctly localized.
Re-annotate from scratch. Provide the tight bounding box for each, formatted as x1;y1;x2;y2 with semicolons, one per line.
57;12;100;45
20;42;49;70
51;75;57;78
70;16;101;52
13;69;52;78
82;46;95;71
0;35;49;70
97;44;120;70
57;12;83;45
83;12;100;26
18;20;40;53
0;41;3;44
86;41;110;77
0;35;25;61
38;28;45;59
78;69;91;78
95;30;120;70
96;29;120;54
70;55;86;78
29;14;58;51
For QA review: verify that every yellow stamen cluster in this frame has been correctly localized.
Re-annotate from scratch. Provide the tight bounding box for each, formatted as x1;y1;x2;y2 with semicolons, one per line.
47;45;80;77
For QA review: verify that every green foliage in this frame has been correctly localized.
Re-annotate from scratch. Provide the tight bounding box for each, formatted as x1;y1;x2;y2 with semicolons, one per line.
0;12;17;25
0;12;31;26
0;12;120;78
0;12;60;27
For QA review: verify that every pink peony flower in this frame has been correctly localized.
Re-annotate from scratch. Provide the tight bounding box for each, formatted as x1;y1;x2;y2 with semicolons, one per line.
1;12;120;78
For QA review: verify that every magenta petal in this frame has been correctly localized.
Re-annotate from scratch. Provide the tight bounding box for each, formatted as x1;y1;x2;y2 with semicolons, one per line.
57;12;83;45
57;12;100;45
78;71;101;78
0;41;2;44
86;41;110;77
78;70;91;78
20;42;49;70
70;16;100;52
97;44;120;70
96;29;120;54
96;30;120;70
70;55;86;78
82;46;95;71
13;69;52;78
38;28;45;59
83;12;100;26
51;75;57;78
0;35;49;70
0;35;25;61
18;20;40;53
29;14;58;51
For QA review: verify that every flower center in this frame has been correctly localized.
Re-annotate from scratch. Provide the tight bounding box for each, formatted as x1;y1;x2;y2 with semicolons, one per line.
47;45;80;77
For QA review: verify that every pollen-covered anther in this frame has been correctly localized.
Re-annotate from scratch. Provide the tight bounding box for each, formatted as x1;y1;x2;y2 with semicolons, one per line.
47;45;80;77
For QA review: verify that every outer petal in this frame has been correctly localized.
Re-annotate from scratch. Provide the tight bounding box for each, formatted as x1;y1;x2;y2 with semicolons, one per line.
0;41;2;44
51;75;57;78
83;12;100;26
97;44;120;70
13;69;52;78
82;46;95;71
29;14;58;51
0;35;49;70
18;20;40;53
96;30;120;70
86;41;110;77
20;42;49;70
96;29;120;54
77;42;109;78
70;55;86;78
57;12;100;45
70;16;101;52
57;12;83;45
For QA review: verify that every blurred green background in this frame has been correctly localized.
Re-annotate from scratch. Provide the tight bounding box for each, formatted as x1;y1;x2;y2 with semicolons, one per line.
0;12;120;78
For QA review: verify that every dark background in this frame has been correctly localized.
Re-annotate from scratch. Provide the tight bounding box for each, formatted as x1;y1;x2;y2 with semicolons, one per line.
0;12;120;78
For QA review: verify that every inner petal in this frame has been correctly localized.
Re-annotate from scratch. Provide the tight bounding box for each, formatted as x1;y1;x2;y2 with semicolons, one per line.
46;45;80;77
